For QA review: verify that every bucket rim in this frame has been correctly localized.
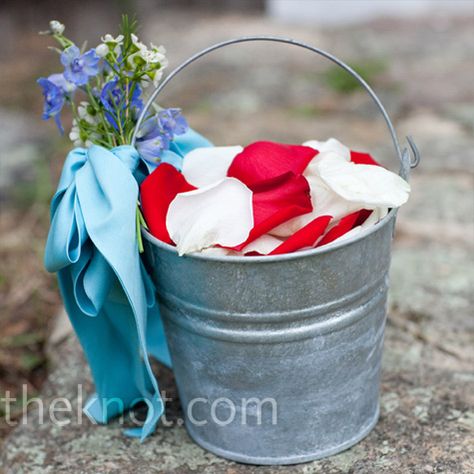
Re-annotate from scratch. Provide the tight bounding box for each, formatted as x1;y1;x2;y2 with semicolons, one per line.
142;207;396;263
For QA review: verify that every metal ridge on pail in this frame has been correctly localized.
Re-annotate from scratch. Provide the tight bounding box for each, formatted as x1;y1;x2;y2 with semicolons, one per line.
155;279;388;343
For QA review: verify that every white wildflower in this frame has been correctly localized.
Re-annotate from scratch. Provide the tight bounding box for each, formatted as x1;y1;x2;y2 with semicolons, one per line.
144;44;167;64
77;101;98;125
49;20;65;35
95;43;109;58
69;116;101;148
151;43;166;55
100;34;124;56
140;48;166;65
69;119;82;147
131;33;147;52
140;69;165;89
128;34;168;72
101;34;124;45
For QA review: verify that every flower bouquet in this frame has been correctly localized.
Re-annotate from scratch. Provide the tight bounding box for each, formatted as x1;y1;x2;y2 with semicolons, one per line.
40;18;417;465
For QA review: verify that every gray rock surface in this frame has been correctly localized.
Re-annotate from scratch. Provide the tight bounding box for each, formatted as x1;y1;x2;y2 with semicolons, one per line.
2;10;474;474
0;109;49;197
1;239;473;473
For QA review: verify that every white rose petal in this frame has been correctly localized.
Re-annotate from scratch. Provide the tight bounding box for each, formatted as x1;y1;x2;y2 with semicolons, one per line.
361;207;388;228
240;234;283;255
270;148;405;238
303;138;350;161
167;178;253;255
316;157;410;208
197;247;240;257
182;146;243;188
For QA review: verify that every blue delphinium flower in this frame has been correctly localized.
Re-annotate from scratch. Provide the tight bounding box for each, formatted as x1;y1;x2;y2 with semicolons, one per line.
61;45;100;86
136;108;188;164
136;134;171;164
37;73;75;133
49;73;76;95
100;78;143;130
157;108;188;138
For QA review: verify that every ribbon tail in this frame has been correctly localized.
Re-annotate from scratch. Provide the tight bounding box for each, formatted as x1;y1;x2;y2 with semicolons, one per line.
123;393;164;441
146;305;172;368
83;393;107;424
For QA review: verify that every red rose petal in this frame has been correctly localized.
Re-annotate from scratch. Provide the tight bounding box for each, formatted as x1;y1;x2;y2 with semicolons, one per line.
231;172;313;251
317;210;362;247
228;141;318;191
269;215;331;255
354;209;373;226
350;150;381;166
243;251;263;257
140;163;196;244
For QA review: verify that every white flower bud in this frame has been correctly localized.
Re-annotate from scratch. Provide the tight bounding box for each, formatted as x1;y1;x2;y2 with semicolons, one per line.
69;120;82;147
77;101;98;125
49;20;65;35
95;43;109;57
77;104;87;119
101;34;124;45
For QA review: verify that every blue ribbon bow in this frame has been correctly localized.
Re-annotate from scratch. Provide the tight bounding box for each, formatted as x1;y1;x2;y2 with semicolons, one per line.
44;129;212;440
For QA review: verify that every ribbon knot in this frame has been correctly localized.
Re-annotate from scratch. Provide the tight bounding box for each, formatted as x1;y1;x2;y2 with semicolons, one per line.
44;130;212;440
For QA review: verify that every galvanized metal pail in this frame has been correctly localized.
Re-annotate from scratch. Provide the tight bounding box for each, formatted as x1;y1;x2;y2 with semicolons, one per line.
135;37;420;465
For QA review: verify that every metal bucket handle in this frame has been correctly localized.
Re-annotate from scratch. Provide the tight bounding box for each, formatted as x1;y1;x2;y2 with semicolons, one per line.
131;36;420;178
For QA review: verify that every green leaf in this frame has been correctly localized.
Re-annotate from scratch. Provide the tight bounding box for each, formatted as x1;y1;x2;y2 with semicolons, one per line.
120;14;138;54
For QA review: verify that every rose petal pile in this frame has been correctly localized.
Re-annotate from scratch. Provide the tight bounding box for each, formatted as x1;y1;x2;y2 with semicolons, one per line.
140;138;410;256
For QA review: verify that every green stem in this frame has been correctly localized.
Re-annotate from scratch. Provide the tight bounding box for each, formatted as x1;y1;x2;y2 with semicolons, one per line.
124;80;138;139
124;77;130;126
115;104;126;145
136;204;148;253
104;59;124;79
86;85;116;147
53;34;74;49
70;100;78;118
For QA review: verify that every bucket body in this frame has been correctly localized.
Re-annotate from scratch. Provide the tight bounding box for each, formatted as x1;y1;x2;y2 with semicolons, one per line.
143;213;395;465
